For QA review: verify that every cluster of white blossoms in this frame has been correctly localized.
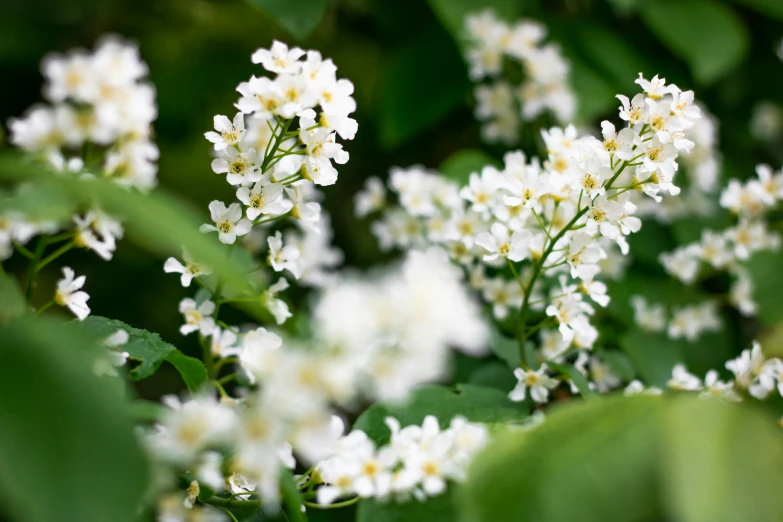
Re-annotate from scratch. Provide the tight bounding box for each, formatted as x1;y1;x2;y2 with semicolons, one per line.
1;38;148;318
359;73;702;405
315;415;487;505
152;249;488;515
8;36;158;190
196;41;356;292
464;10;575;144
635;104;721;222
152;42;494;516
663;341;783;403
631;295;721;342
659;163;783;317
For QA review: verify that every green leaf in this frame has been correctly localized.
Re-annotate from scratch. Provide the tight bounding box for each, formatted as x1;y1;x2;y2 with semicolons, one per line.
353;384;528;445
166;349;209;393
572;24;650;93
461;395;661;522
459;395;783;522
0;154;255;297
246;0;329;41
746;248;783;326
639;0;749;84
78;315;177;380
358;490;456;522
597;349;637;382
549;362;595;397
467;361;517;392
490;333;520;369
377;26;470;148
439;149;498;186
129;400;168;422
77;315;209;390
729;0;783;20
658;398;783;522
0;273;27;323
280;469;306;522
569;57;617;122
0;316;148;522
619;328;682;387
427;0;522;43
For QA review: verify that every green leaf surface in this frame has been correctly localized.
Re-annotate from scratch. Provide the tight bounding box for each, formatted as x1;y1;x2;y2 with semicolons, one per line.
439;149;498;187
746;248;783;326
0;316;148;522
639;0;749;84
0;274;27;323
357;490;456;522
377;26;470;148
353;384;528;445
166;349;209;392
729;0;783;19
78;315;177;380
619;329;682;387
280;470;306;522
77;315;208;390
459;395;783;522
0;154;255;297
246;0;329;41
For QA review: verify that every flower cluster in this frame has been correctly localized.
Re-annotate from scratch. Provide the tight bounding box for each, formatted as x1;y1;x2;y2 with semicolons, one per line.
665;341;783;402
152;248;488;514
8;36;158;190
631;295;721;342
360;73;701;404
659;164;783;317
315;415;488;505
464;10;575;144
635;104;721;222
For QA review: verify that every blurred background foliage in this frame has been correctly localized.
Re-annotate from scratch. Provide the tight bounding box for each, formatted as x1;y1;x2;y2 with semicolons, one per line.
2;0;783;521
1;0;782;395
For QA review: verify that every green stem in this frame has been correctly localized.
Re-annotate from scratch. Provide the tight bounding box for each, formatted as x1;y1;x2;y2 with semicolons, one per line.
219;507;240;522
13;242;35;259
25;237;48;300
262;119;293;174
36;300;55;315
218;372;237;385
213;356;238;375
37;240;75;271
302;497;360;510
516;206;589;365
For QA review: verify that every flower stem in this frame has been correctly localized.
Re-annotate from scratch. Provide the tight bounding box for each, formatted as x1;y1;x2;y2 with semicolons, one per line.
516;206;589;366
302;497;359;510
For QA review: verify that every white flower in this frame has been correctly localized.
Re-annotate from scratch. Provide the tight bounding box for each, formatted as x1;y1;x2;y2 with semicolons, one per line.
55;266;91;320
239;327;283;382
475;222;531;262
354;177;386;218
199;201;253;244
204;113;246;151
178;298;216;336
701;370;740;402
267;231;302;279
630;295;666;333
236;182;292;220
164;250;212;287
210;328;240;358
725;341;782;400
251;40;305;74
210;147;262;186
667;363;702;391
509;365;558;403
262;278;292;325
